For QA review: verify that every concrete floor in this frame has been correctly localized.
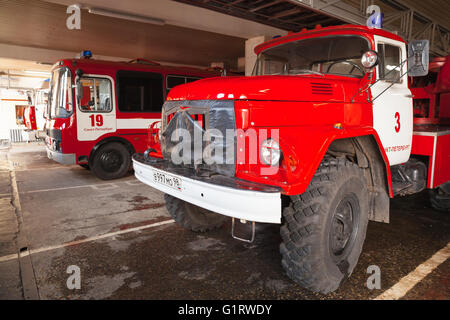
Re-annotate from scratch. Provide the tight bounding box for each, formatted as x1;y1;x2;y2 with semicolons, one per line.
0;142;449;300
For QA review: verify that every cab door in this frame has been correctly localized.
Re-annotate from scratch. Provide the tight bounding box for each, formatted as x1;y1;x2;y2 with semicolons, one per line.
76;75;116;141
371;36;413;166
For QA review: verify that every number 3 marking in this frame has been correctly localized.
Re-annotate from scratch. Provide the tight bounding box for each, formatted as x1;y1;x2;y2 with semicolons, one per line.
394;112;401;133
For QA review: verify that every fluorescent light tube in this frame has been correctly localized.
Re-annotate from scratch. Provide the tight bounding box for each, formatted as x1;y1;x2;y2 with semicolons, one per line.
88;7;165;26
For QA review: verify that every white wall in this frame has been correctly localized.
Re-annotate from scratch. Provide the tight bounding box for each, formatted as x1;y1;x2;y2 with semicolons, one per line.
0;43;206;69
0;89;28;140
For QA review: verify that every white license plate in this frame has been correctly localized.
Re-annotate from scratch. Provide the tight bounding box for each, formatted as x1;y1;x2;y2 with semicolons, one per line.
152;170;182;190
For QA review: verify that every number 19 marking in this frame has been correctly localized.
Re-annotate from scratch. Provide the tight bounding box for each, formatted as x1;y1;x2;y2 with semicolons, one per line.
89;114;103;127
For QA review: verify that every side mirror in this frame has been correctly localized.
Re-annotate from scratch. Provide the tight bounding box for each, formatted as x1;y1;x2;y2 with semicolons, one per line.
361;50;379;69
75;68;84;101
408;40;429;77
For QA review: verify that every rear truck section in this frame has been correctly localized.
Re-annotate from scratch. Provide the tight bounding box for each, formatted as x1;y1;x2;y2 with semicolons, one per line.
22;105;38;142
409;55;450;211
44;51;220;179
23;105;37;131
133;25;448;293
24;89;48;141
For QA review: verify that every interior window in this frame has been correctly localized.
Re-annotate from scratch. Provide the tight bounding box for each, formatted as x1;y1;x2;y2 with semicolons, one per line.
117;71;164;113
166;75;201;93
377;43;401;82
15;105;27;125
79;77;112;112
186;77;201;84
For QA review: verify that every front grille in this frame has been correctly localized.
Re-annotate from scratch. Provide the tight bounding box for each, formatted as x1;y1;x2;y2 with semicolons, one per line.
45;129;62;152
166;111;206;130
161;100;236;177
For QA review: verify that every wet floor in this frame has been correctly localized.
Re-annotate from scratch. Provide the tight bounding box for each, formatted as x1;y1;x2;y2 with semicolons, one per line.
0;143;449;300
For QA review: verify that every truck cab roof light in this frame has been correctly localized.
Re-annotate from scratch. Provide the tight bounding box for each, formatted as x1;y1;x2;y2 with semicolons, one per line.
81;50;92;59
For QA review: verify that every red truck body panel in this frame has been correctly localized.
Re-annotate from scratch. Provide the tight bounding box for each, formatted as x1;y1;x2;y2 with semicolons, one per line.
166;25;394;197
23;106;37;131
411;55;450;189
156;25;448;198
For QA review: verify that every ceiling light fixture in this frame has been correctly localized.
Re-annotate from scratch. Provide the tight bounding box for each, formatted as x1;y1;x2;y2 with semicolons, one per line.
35;62;53;66
87;7;165;26
23;70;51;76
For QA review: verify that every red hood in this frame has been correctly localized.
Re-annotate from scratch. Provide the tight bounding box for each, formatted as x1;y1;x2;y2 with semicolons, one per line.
167;75;364;103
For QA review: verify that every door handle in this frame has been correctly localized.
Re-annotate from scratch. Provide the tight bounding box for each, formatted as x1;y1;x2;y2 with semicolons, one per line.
404;94;413;98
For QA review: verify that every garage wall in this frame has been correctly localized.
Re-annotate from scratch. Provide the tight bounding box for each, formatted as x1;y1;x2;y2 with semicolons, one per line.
0;43;206;69
0;89;28;140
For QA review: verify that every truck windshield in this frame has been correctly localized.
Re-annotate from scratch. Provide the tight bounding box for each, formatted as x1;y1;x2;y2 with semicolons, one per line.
48;67;73;118
253;35;370;78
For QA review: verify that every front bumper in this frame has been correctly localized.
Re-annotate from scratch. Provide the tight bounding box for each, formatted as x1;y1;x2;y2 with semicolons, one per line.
46;147;76;165
132;154;282;223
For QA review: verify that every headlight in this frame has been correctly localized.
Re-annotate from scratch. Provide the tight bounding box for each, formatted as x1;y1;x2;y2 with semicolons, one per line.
260;138;281;166
361;50;379;69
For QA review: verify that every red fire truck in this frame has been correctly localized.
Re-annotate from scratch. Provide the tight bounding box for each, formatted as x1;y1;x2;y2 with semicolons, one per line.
23;105;37;131
45;52;219;179
24;88;48;140
133;25;449;293
409;55;450;210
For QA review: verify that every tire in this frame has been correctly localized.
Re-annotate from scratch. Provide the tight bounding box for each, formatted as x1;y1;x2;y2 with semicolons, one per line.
79;164;90;170
164;194;227;232
429;182;450;212
280;157;369;294
90;142;131;180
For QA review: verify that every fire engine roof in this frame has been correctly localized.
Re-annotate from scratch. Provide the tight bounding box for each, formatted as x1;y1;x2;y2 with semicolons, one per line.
254;24;405;54
55;58;222;77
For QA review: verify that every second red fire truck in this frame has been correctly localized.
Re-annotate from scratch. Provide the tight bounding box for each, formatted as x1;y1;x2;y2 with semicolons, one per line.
45;52;219;179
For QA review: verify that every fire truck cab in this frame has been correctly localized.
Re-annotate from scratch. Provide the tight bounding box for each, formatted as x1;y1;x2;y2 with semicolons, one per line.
45;52;219;179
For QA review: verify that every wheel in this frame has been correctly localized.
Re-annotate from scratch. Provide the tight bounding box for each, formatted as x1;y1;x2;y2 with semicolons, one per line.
79;164;90;170
280;157;369;293
164;194;227;232
429;182;450;212
90;142;131;180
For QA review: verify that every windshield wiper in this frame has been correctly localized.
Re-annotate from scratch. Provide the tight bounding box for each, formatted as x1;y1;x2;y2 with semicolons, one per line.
289;69;324;76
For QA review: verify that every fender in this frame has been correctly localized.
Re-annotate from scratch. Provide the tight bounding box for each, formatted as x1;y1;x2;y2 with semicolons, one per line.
276;125;392;223
275;126;393;198
314;126;392;197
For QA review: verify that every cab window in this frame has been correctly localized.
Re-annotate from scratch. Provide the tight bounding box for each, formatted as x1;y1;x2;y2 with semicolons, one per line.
49;67;73;118
377;43;402;82
254;36;369;78
166;75;202;93
117;70;164;113
79;77;112;112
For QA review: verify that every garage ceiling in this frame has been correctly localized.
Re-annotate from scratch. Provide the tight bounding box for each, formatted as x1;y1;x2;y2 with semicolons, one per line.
173;0;344;30
176;0;449;56
0;0;447;77
0;0;247;68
